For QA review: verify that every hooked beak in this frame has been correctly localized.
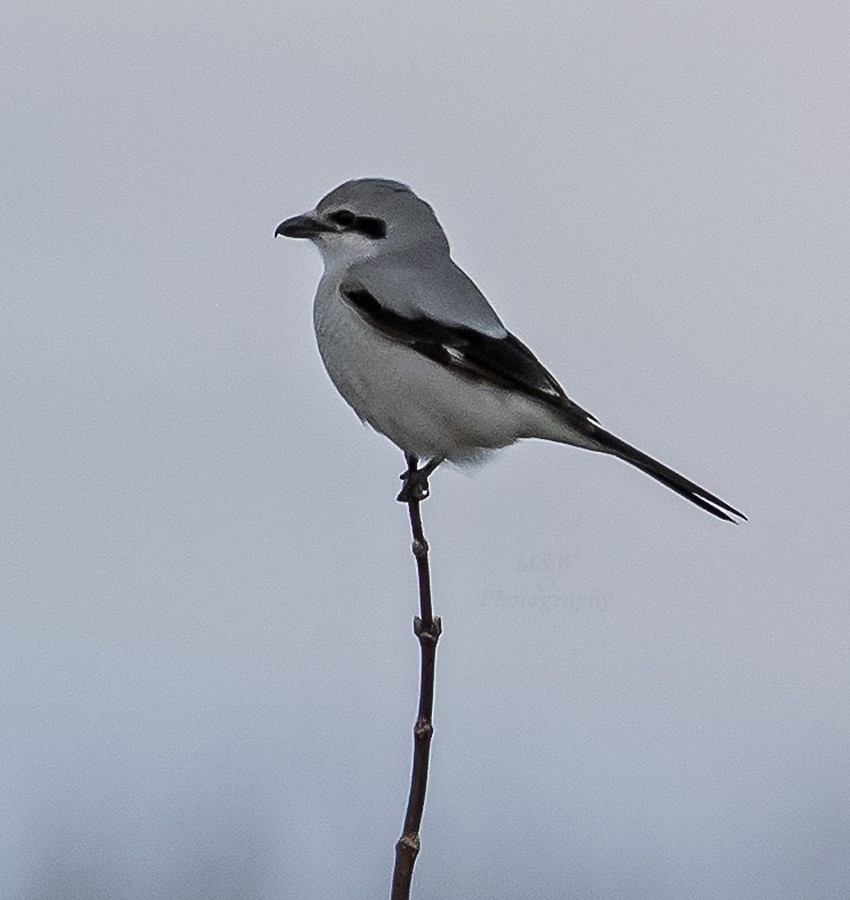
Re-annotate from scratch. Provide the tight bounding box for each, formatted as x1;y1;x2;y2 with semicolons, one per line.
275;214;332;239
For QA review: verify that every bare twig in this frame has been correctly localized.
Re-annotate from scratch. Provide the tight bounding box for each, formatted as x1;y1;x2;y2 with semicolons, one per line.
391;454;442;900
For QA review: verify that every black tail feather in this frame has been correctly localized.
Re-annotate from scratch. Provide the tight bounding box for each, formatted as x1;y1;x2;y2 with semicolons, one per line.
594;428;746;523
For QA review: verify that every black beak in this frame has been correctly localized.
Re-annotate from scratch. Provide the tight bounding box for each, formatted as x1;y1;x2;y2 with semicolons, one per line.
275;214;331;239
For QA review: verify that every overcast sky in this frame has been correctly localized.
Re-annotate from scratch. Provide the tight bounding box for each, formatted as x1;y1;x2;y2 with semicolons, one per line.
3;2;849;898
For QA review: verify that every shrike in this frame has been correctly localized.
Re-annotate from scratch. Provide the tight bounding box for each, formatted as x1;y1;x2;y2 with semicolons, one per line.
276;178;744;522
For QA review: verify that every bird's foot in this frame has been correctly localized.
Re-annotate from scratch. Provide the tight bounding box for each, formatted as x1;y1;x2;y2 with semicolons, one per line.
397;467;431;503
397;456;443;503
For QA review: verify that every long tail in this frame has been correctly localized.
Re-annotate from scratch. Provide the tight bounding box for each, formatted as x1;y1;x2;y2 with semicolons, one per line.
593;427;746;523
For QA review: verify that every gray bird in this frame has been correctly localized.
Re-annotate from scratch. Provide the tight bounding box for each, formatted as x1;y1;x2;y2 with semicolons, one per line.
276;178;744;521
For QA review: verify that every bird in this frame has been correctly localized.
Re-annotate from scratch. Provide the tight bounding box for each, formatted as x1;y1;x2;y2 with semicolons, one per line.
275;178;745;522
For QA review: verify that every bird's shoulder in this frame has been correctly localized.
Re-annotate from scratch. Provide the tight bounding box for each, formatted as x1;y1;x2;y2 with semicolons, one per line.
343;253;507;337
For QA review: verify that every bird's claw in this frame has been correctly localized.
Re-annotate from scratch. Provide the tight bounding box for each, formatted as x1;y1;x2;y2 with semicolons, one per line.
397;468;431;503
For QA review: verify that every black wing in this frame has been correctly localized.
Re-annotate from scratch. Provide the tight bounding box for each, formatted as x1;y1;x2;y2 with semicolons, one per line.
341;284;598;425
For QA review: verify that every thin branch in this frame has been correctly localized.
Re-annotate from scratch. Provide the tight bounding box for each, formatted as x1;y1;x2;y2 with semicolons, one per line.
391;455;442;900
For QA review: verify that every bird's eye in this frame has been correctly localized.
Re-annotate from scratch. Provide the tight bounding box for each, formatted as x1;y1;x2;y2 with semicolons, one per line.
329;209;356;227
353;216;387;239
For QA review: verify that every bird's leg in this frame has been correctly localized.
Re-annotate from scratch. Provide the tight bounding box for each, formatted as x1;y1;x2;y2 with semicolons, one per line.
397;454;444;503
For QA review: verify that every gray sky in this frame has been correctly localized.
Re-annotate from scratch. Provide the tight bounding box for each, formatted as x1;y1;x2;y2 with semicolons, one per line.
3;1;849;897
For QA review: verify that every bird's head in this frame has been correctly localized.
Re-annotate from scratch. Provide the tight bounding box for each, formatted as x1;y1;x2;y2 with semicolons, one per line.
275;178;449;267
